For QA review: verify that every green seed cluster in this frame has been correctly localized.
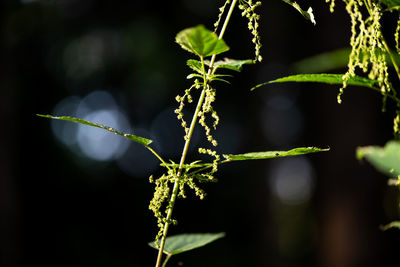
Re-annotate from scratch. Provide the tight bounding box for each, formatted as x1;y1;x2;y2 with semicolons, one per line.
326;0;336;13
394;112;400;139
148;173;174;244
198;147;220;174
329;0;400;138
339;0;391;106
198;85;219;147
214;0;231;33
149;164;209;243
238;0;262;63
175;81;200;139
396;15;400;53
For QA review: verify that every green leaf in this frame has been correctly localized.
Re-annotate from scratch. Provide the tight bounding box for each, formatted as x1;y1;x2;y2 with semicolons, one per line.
282;0;316;25
356;140;400;177
251;74;379;91
187;59;203;74
380;0;400;9
223;147;329;161
187;73;203;80
212;58;254;72
381;221;400;231
292;48;400;73
209;77;230;84
292;48;351;73
176;25;229;57
149;233;225;256
37;114;153;146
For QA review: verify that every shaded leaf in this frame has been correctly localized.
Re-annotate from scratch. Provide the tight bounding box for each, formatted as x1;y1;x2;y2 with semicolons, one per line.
380;0;400;9
251;74;379;91
224;147;329;161
149;233;225;256
37;114;152;146
282;0;316;25
176;25;229;57
210;77;230;84
292;48;351;73
292;48;400;73
356;140;400;177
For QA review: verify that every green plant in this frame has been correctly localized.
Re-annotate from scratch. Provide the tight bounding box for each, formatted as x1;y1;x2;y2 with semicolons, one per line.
253;0;400;230
37;0;328;266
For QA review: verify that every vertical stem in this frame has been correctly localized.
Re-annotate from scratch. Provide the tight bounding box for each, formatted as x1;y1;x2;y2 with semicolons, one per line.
154;1;238;266
382;37;400;83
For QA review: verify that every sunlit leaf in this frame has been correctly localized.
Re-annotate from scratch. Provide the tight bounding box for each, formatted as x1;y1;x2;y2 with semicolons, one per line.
176;25;229;57
223;147;329;161
37;114;153;146
187;73;203;80
356;140;400;177
381;221;400;231
282;0;316;25
211;58;253;72
250;74;379;91
149;233;225;256
187;59;203;74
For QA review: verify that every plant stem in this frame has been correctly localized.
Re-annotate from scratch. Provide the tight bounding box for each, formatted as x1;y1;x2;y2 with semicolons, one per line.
145;145;172;172
161;254;172;267
382;37;400;84
154;1;238;266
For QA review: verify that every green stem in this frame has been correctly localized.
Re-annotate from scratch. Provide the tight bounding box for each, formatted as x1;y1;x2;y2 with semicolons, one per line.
145;145;172;172
161;254;172;267
382;37;400;84
154;1;238;267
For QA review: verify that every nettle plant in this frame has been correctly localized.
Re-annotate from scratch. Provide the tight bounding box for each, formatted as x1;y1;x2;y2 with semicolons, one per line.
38;0;330;266
253;0;400;231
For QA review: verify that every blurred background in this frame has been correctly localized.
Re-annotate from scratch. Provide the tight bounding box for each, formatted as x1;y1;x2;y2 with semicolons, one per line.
1;0;399;266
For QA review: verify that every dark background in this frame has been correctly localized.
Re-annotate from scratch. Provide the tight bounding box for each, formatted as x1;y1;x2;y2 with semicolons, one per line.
1;0;399;266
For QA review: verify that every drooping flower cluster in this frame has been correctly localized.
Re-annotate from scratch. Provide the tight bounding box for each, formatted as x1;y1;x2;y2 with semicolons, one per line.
339;0;391;105
239;0;263;62
328;0;400;139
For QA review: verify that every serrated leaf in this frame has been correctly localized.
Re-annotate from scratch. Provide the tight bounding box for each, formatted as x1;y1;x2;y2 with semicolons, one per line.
250;74;379;91
149;233;225;256
223;147;329;161
212;58;253;72
187;59;203;74
356;140;400;177
37;114;153;146
282;0;316;25
176;25;229;57
381;221;400;231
